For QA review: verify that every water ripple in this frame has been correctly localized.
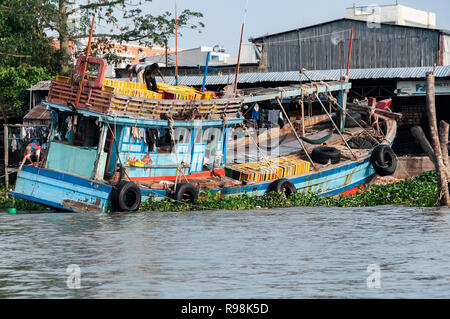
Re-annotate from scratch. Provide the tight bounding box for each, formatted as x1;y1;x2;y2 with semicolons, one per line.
0;206;449;298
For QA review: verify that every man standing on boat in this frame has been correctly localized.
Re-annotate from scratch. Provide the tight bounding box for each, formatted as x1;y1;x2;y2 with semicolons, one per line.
19;141;41;171
125;64;146;83
144;63;166;92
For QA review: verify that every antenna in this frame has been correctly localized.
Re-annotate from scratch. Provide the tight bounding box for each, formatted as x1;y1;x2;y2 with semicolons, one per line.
175;1;179;86
233;0;249;96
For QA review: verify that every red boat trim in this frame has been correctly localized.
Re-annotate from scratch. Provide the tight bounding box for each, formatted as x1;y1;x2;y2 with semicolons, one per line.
339;180;372;197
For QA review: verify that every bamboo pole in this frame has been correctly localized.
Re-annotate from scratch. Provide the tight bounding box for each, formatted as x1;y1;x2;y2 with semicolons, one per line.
439;121;449;179
175;1;178;86
411;126;437;167
4;124;8;192
425;72;450;206
233;0;249;95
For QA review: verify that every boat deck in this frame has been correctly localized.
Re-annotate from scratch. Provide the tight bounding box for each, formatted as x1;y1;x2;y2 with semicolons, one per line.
129;118;393;193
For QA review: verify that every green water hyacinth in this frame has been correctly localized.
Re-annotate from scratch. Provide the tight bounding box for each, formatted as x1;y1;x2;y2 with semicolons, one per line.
140;171;439;212
0;171;438;213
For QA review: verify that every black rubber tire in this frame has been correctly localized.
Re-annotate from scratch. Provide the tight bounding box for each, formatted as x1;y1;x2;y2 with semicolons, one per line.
345;112;362;128
111;181;141;212
311;147;341;165
268;178;296;198
371;145;397;176
172;183;198;204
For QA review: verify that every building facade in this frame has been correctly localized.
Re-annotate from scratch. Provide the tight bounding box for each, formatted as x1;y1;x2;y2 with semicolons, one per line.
251;19;449;72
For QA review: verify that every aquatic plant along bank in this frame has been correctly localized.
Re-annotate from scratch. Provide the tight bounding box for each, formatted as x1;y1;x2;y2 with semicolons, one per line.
140;171;439;212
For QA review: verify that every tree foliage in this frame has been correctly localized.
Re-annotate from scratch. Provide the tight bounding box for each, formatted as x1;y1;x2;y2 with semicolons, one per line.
0;65;53;116
0;0;204;115
0;0;59;70
27;0;204;71
0;0;56;116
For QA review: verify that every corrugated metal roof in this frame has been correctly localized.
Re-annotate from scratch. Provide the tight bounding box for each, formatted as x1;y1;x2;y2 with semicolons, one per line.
24;104;50;120
28;80;51;91
30;65;449;91
252;18;445;41
147;65;450;86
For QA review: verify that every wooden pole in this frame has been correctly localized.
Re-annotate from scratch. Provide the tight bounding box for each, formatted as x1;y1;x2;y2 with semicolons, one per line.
411;126;437;167
175;1;178;86
426;72;450;206
439;121;449;179
75;17;95;107
4;124;8;192
300;101;305;136
346;28;354;77
233;0;249;95
92;123;106;180
276;97;316;168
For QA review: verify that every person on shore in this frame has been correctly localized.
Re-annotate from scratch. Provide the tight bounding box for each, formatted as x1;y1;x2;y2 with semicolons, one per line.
19;141;41;171
144;63;166;92
125;64;146;84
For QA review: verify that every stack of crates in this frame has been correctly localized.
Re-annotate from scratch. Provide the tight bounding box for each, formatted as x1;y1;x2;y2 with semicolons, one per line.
225;155;310;182
103;79;162;99
156;83;214;100
103;79;214;100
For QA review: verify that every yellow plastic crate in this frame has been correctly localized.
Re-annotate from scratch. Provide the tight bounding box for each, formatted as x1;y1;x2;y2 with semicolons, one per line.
225;155;310;182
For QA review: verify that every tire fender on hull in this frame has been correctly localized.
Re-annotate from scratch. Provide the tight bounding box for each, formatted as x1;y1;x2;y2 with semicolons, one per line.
371;145;397;177
311;147;341;165
268;178;296;198
111;181;142;212
171;183;198;204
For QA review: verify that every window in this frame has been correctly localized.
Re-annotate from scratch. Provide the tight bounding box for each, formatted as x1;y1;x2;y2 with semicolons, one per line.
157;128;173;154
174;128;191;144
202;129;210;143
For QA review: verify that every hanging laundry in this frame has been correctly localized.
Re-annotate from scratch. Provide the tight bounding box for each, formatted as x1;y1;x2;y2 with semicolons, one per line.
20;127;26;139
142;153;153;165
50;110;59;130
11;134;17;152
78;116;86;135
145;129;159;152
73;115;78;134
252;103;260;120
132;127;142;140
267;109;280;124
65;116;73;142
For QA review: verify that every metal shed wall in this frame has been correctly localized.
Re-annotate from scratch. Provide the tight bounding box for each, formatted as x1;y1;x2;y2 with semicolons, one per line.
254;19;440;72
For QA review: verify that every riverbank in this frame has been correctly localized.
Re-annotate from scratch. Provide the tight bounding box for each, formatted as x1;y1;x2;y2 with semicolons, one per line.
141;171;439;212
0;187;46;211
0;171;438;212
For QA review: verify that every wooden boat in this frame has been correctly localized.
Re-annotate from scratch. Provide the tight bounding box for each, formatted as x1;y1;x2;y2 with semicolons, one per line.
11;57;399;213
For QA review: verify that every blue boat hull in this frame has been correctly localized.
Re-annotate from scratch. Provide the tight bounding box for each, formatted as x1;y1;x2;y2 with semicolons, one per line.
11;166;113;212
11;155;377;213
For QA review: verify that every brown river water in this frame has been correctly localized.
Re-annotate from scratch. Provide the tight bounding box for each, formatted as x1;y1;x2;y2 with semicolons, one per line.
0;206;449;298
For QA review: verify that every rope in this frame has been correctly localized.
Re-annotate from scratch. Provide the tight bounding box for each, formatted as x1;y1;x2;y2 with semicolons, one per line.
167;116;190;188
101;119;221;211
324;93;382;146
126;118;139;161
275;97;316;168
240;122;280;179
313;91;357;159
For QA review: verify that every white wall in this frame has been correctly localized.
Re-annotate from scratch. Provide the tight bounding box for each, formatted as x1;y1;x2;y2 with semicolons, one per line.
398;5;436;29
444;35;450;66
346;5;436;29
